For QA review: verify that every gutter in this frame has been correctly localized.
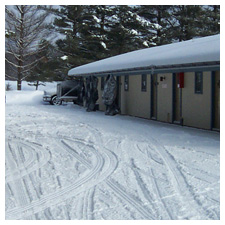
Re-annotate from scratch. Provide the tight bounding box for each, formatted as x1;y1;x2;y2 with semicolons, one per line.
68;61;220;77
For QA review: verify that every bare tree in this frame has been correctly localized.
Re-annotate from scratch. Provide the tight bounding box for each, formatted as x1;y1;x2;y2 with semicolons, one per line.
5;5;54;90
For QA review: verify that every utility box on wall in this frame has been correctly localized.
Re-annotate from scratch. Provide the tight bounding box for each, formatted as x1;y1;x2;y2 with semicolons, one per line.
178;72;184;88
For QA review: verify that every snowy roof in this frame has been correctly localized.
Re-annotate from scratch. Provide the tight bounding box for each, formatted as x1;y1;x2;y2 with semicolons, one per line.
68;34;220;76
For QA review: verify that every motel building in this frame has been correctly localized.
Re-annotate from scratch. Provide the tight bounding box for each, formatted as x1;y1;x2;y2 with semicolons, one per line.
68;34;220;131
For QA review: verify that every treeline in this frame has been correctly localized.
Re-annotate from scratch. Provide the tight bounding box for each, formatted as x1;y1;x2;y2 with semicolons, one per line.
5;5;220;90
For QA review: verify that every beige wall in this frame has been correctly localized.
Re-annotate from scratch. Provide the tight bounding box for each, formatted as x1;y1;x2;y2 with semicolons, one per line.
182;71;211;129
120;75;150;119
96;70;216;130
156;73;173;123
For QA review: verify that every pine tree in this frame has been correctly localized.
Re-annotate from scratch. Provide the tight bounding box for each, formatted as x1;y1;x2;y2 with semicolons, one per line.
169;5;220;42
26;40;65;89
200;5;220;36
53;6;98;68
136;5;173;46
106;5;150;55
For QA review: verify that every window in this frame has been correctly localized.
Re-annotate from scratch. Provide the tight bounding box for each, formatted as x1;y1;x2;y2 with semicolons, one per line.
195;72;203;94
142;74;147;91
101;77;104;90
124;75;129;91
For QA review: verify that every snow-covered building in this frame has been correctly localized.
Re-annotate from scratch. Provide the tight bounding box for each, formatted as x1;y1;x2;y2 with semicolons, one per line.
68;34;220;131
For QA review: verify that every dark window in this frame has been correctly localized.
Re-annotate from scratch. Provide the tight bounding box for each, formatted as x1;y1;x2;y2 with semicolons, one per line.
124;75;129;91
195;72;203;94
101;77;104;90
142;74;147;91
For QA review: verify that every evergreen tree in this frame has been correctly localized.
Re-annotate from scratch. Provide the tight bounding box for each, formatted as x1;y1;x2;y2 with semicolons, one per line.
170;5;202;41
106;5;151;55
200;5;220;36
53;5;156;64
53;5;108;69
136;5;173;46
169;5;220;42
26;40;65;89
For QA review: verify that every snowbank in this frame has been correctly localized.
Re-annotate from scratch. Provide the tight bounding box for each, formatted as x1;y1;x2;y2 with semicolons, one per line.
5;81;57;105
5;90;43;105
5;80;58;91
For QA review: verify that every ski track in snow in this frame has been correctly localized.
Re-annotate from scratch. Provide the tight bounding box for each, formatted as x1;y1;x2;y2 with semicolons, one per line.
147;138;214;219
5;102;220;220
5;136;118;219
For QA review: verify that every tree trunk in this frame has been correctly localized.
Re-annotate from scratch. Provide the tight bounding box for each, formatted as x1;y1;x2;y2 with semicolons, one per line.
17;79;22;90
36;81;39;90
17;6;25;90
17;63;22;90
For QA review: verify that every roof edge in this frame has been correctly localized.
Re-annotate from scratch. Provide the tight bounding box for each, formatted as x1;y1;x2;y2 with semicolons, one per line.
69;61;220;77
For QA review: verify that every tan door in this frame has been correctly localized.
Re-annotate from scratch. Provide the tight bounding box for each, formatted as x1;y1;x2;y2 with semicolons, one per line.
151;74;157;119
213;71;220;129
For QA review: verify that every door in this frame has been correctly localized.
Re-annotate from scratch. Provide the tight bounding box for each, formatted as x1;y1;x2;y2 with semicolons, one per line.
151;74;157;119
213;71;220;130
173;73;182;124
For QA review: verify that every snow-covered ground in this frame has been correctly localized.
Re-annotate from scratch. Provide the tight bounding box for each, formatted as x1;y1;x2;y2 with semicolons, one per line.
5;82;220;220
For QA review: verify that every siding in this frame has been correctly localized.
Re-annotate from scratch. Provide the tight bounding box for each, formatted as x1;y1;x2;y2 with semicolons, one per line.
121;75;150;119
96;70;217;130
182;71;211;129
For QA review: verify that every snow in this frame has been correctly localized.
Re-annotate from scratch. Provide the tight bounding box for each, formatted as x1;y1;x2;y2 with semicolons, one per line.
5;82;220;220
100;41;107;49
93;15;100;23
5;80;58;91
68;34;220;76
61;55;68;60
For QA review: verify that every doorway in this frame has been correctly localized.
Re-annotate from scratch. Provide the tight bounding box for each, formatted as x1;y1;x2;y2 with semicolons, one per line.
212;71;220;130
173;73;182;124
151;74;157;119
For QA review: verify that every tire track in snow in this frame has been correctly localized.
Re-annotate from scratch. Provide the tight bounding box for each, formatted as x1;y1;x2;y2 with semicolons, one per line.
82;126;159;220
106;179;156;220
133;142;174;219
60;140;92;169
5;140;50;182
6;138;117;219
149;137;217;219
82;187;95;220
149;168;174;219
130;159;160;218
130;159;173;220
6;141;37;212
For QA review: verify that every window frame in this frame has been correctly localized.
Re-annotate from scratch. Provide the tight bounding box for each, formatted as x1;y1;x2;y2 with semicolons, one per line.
124;75;129;91
141;74;147;92
195;71;203;94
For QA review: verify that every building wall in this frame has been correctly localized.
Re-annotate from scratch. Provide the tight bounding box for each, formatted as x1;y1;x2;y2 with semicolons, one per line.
182;71;212;129
120;74;150;119
156;73;173;123
96;70;219;130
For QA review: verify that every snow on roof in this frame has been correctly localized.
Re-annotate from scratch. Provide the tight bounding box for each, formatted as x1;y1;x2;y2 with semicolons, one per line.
68;34;220;76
